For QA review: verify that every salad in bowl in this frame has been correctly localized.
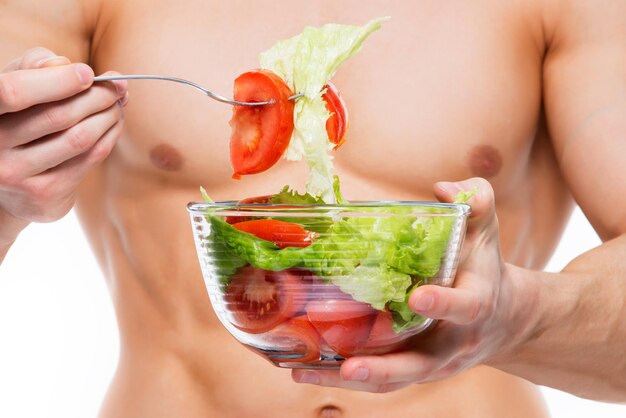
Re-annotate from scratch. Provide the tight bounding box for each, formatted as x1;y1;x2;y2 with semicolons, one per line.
188;17;472;368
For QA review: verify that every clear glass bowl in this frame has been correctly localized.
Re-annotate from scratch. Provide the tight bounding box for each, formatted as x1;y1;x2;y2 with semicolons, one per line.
187;201;470;369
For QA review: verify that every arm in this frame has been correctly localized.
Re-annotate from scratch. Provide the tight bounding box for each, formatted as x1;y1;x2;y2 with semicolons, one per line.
292;1;626;401
0;210;29;264
491;0;626;401
0;2;126;266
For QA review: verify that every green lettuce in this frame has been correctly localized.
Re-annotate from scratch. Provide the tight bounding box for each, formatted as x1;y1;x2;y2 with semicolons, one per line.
388;287;428;333
200;184;472;332
259;17;387;201
339;265;411;310
268;186;325;205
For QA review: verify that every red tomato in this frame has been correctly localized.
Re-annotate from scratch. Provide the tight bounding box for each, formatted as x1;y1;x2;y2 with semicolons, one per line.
356;310;408;356
322;82;348;149
230;70;295;178
225;267;306;334
265;315;321;363
225;195;273;224
306;298;376;358
233;219;316;248
238;195;273;204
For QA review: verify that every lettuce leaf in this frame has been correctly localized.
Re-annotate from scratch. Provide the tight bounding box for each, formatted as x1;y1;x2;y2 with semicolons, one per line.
332;175;347;204
268;186;325;205
388;292;428;332
338;265;411;310
259;17;387;201
200;185;467;332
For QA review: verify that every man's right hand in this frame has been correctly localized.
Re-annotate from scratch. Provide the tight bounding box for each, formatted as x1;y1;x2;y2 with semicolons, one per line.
0;47;127;247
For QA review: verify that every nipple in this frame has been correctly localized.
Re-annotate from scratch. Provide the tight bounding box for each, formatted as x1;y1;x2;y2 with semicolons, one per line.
149;143;184;171
467;144;502;179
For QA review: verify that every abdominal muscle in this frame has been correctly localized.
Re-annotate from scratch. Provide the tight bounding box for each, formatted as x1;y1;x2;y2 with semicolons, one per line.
76;158;552;418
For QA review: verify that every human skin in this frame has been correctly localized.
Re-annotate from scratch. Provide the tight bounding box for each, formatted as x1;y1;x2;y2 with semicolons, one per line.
1;0;625;417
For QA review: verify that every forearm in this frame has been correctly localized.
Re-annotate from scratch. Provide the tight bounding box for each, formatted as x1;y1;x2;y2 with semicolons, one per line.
492;234;626;402
0;209;29;264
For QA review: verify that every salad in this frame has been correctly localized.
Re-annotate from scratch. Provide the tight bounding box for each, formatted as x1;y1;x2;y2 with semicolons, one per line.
194;18;472;365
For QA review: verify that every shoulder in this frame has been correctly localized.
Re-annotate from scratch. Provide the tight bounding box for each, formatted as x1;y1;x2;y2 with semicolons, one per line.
0;0;103;63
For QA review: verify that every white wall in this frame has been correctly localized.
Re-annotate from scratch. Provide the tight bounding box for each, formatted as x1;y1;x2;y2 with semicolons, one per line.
0;207;624;417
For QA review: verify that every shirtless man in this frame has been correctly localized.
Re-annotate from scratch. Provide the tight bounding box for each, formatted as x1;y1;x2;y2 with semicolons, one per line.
1;1;625;417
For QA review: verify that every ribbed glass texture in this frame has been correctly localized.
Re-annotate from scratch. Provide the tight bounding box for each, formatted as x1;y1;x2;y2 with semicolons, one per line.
188;201;470;369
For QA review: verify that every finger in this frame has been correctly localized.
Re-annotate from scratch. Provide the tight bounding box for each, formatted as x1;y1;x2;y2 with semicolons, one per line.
334;326;484;388
0;76;124;147
22;48;71;70
2;48;68;72
408;282;485;325
42;118;123;185
0;63;94;115
433;177;496;232
291;368;411;393
19;119;124;218
95;71;128;103
15;102;123;177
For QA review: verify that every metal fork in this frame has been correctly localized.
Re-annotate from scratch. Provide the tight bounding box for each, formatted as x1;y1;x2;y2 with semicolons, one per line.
93;74;303;106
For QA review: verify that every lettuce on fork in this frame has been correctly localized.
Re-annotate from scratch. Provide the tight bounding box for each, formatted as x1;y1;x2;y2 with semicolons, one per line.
260;17;388;202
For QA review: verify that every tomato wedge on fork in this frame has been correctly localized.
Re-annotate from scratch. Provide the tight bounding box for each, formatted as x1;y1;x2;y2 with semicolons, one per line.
322;82;348;149
230;70;295;178
229;72;349;176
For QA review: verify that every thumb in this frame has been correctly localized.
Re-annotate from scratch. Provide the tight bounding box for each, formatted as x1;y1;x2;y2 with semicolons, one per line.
433;177;496;233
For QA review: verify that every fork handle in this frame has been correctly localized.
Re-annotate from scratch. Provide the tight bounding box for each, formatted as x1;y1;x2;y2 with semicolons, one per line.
93;74;275;106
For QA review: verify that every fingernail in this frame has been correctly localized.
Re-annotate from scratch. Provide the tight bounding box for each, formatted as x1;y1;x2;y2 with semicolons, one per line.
348;367;369;381
414;294;434;312
119;91;130;106
35;56;68;68
436;181;461;196
112;80;128;97
298;371;320;385
74;63;93;86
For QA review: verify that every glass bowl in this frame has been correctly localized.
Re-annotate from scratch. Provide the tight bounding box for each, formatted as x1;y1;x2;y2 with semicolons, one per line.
187;201;470;369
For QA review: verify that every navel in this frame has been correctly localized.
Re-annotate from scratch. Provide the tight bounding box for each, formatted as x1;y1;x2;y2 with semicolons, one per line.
318;405;343;418
149;143;184;171
468;144;502;179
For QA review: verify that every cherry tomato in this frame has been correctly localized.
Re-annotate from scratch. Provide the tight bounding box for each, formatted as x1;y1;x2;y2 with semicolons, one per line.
265;315;321;363
230;70;295;178
322;82;348;149
356;310;408;356
225;266;305;334
306;298;376;358
233;219;316;248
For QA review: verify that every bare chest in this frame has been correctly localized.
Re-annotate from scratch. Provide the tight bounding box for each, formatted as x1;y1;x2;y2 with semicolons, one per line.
94;0;544;200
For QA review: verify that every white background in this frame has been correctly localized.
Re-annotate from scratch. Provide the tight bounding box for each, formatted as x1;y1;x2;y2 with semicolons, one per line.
0;207;625;418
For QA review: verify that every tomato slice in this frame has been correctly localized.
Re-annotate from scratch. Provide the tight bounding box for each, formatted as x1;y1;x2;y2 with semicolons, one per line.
225;195;273;224
230;69;295;178
306;298;376;358
356;310;408;356
264;314;321;363
322;82;348;149
233;219;316;248
238;195;273;204
225;267;306;334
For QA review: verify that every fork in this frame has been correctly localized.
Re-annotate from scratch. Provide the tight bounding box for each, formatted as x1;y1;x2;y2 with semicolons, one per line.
93;74;303;107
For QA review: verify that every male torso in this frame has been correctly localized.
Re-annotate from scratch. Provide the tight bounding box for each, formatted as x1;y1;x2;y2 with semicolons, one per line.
1;0;572;416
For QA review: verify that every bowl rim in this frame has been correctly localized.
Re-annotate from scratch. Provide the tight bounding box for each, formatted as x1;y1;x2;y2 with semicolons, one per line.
187;200;471;216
